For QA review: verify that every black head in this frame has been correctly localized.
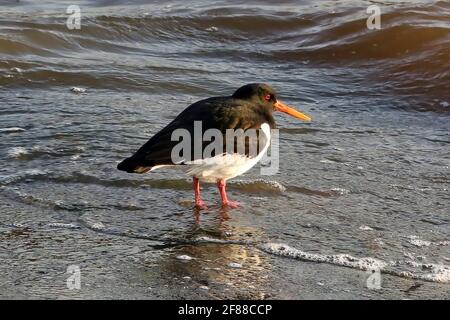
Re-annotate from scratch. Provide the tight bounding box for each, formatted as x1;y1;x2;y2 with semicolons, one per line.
232;83;311;121
232;83;277;107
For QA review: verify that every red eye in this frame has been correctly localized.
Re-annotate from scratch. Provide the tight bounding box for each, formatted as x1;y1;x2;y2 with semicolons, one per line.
264;94;271;101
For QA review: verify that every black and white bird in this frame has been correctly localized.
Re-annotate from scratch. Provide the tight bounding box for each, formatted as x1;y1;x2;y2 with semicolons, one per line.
117;83;311;208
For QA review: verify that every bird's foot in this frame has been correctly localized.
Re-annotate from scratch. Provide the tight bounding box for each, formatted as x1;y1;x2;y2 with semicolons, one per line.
221;200;241;209
194;199;208;210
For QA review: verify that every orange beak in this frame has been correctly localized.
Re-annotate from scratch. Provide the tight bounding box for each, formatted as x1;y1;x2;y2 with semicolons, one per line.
274;101;311;122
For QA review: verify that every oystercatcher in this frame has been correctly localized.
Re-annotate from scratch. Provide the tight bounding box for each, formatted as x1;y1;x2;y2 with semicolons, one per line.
117;83;311;208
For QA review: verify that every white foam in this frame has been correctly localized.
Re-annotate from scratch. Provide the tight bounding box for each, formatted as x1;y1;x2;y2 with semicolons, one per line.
331;187;350;195
7;147;29;158
10;222;25;228
47;223;80;229
70;87;86;93
407;236;449;248
0;127;25;133
403;261;450;283
408;236;431;247
259;243;387;270
228;262;242;269
176;255;193;261
195;236;228;243
258;242;450;283
25;169;46;175
83;219;106;231
359;225;374;231
232;179;286;193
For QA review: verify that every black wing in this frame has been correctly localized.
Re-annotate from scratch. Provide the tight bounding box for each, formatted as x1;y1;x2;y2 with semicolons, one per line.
117;97;274;173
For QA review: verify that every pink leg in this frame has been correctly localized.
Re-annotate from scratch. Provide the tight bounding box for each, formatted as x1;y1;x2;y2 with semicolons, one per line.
193;177;207;209
217;179;240;208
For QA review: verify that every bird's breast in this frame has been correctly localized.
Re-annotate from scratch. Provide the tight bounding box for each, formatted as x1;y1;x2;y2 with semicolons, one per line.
183;123;272;182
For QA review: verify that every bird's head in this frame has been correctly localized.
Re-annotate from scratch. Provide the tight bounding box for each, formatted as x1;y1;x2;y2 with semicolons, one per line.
232;83;311;122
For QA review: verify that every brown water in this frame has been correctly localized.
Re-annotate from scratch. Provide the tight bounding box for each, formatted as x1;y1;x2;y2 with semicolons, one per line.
0;0;449;299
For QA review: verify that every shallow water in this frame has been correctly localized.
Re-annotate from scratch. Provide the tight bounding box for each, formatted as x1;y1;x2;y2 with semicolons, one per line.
0;0;449;299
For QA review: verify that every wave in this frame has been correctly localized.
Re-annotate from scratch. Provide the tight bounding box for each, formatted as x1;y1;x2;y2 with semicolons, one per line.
0;1;448;112
259;242;450;284
0;127;26;133
1;12;448;62
5;145;85;160
0;186;89;211
0;169;350;200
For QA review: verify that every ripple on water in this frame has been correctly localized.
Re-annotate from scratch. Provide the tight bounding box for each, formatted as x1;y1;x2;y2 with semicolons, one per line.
407;236;450;248
176;255;194;261
5;145;83;160
46;223;80;229
0;186;91;211
7;147;29;159
285;185;350;197
0;127;26;133
230;179;286;194
0;169;47;185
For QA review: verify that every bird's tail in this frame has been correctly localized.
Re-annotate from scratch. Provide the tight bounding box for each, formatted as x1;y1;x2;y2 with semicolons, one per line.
117;156;152;174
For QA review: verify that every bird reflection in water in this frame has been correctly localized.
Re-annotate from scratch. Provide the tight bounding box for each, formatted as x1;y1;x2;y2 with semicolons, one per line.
161;208;271;299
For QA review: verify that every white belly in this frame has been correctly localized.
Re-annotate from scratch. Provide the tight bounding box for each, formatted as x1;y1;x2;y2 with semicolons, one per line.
183;123;271;183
